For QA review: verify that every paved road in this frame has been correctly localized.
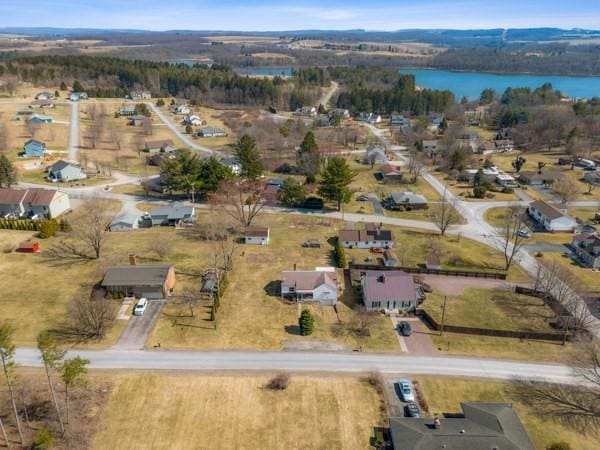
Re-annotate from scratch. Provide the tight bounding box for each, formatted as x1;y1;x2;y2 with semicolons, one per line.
147;103;221;157
113;300;165;350
14;348;581;385
67;101;79;160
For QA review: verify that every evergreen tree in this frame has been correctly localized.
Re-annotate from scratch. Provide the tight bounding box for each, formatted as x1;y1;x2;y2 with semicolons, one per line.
0;154;17;188
334;239;347;268
60;356;89;426
279;178;306;207
156;98;165;107
299;309;315;336
318;157;357;211
134;103;151;117
235;134;263;179
297;131;320;176
72;80;84;92
59;81;67;91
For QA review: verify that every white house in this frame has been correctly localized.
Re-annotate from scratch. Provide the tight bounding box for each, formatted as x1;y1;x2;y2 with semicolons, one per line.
527;200;577;232
294;106;317;116
219;157;242;175
171;104;190;115
339;224;393;249
362;146;388;165
245;227;270;245
422;140;438;158
0;188;71;218
281;267;338;306
358;112;382;124
183;114;202;126
47;160;87;182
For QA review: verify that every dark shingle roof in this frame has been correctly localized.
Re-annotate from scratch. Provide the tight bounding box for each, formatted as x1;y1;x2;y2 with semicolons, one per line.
245;227;269;237
362;271;416;302
390;403;535;450
101;265;173;287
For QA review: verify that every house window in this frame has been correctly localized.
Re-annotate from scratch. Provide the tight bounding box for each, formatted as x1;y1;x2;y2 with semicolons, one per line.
372;301;381;308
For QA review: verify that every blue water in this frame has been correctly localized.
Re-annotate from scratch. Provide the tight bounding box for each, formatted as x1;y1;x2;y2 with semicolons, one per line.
399;69;600;100
234;67;293;77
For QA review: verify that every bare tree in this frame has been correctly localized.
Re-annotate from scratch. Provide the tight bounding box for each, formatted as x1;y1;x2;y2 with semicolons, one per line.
0;323;24;445
142;119;153;136
71;200;114;259
553;174;580;205
148;241;169;260
515;339;600;430
37;331;66;435
406;150;424;183
209;179;266;231
429;187;460;235
65;291;118;341
180;288;201;318
500;206;528;271
0;123;8;152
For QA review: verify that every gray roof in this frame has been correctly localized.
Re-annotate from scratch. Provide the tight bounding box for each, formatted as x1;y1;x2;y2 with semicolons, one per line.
110;211;139;227
390;403;535;450
389;191;428;205
529;200;565;220
150;203;194;220
362;271;416;302
101;264;173;287
48;160;80;171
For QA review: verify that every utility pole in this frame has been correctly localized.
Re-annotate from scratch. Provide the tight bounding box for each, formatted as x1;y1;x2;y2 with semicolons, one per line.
440;296;447;336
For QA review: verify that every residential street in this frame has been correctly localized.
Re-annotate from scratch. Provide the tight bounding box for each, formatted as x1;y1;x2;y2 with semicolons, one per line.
147;102;222;157
13;348;582;385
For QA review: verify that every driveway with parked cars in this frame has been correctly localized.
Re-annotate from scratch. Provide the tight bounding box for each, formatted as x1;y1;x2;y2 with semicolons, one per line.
113;300;165;350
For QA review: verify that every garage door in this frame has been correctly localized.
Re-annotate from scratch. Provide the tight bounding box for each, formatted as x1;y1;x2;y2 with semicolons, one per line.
141;290;163;300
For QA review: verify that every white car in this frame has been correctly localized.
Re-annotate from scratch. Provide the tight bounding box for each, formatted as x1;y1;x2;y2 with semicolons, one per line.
398;380;415;402
133;297;149;316
517;229;531;238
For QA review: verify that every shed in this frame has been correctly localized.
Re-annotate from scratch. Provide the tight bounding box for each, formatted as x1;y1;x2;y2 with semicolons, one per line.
17;241;39;253
245;227;270;245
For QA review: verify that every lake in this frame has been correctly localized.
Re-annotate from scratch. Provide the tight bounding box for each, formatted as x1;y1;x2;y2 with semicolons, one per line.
399;69;600;100
234;67;293;77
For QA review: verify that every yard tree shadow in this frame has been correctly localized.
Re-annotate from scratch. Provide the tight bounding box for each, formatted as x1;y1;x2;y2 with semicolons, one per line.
284;324;301;335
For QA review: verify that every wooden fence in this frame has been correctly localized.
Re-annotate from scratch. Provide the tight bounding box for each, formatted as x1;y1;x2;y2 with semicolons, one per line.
416;309;572;342
349;264;507;280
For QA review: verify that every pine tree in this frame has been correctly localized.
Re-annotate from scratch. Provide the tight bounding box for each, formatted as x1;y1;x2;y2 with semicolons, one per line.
318;157;357;211
279;178;306;207
235;134;263;179
0;154;17;188
60;356;89;426
299;309;315;336
0;324;24;444
297;131;320;176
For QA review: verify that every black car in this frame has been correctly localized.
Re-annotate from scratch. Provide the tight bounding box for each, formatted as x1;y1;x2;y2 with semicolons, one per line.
405;403;421;418
398;321;412;336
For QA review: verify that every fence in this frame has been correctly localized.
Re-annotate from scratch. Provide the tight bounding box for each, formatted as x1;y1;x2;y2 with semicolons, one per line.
349;263;507;280
416;308;572;342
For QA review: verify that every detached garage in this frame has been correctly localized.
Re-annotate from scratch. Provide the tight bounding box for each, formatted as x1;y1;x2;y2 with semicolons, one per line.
101;257;175;299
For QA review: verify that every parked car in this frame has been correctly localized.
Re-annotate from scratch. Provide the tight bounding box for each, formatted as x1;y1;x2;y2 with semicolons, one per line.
356;194;370;201
405;403;421;418
517;229;531;238
398;380;415;402
398;321;412;336
133;297;148;316
302;239;321;248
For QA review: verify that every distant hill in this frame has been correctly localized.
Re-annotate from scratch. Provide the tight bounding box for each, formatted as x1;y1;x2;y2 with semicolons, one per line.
1;27;599;47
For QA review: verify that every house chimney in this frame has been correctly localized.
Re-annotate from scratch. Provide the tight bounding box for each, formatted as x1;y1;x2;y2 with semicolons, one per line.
433;417;441;429
129;254;137;265
379;273;386;283
294;263;297;271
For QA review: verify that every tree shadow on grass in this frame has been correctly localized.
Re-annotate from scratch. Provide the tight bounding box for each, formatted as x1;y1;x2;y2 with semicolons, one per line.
284;325;301;335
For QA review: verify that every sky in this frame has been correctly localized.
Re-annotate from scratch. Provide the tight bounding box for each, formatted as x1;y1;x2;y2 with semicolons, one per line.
1;0;599;31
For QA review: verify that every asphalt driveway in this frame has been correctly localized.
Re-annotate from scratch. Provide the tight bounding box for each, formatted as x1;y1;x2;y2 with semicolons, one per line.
113;300;165;350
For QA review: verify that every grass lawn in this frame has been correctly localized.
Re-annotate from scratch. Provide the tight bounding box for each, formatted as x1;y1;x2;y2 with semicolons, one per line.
430;173;520;202
149;213;399;352
417;377;600;450
421;287;575;362
91;373;384;450
541;252;600;292
422;288;557;332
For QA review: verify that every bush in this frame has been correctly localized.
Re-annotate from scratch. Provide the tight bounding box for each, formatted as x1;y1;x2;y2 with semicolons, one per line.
472;186;487;198
185;125;193;134
266;372;290;390
38;219;59;239
156;98;165;107
546;443;571;450
502;186;514;194
299;309;315;335
305;173;316;184
334;239;347;268
33;428;54;450
412;380;430;415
